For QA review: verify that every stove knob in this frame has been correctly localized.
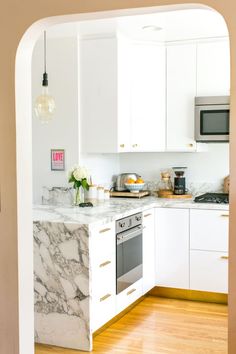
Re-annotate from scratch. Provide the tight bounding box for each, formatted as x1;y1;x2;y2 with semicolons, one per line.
135;216;142;222
119;222;125;228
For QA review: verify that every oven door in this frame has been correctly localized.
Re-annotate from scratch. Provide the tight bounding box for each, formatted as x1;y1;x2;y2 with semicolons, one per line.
116;225;143;294
195;104;229;142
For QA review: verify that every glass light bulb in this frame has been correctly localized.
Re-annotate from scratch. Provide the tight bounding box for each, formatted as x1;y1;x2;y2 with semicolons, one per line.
34;86;56;123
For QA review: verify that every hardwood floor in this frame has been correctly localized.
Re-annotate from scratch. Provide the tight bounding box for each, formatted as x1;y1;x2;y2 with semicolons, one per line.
35;296;227;354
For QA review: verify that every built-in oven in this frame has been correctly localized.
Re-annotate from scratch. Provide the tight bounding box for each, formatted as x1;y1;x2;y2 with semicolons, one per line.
195;96;230;142
116;213;143;294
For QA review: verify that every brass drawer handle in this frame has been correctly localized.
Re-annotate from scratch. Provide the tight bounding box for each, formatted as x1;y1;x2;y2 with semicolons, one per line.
221;214;229;218
99;227;111;234
127;288;136;296
99;260;111;268
100;293;111;302
220;256;229;260
120;144;125;148
144;213;152;218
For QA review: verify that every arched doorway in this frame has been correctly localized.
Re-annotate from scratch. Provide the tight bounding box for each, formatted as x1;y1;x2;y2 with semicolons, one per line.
14;3;232;354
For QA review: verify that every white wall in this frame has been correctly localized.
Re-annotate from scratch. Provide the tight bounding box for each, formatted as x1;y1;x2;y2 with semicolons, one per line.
32;36;79;203
32;34;119;203
119;144;229;188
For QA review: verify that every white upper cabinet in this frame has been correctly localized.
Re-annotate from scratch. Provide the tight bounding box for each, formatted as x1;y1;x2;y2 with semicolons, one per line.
80;36;131;153
80;36;165;153
166;44;197;152
196;39;230;96
130;43;166;152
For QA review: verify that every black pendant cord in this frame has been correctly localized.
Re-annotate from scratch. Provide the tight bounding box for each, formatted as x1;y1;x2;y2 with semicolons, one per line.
42;30;48;87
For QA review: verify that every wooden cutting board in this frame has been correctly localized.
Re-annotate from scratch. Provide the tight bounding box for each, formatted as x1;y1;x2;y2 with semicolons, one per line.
110;190;150;198
157;190;192;199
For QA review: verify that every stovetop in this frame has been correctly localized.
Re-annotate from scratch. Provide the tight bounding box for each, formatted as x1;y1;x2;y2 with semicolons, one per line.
194;193;229;204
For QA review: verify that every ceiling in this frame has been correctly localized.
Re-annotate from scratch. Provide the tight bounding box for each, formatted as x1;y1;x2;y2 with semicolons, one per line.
46;8;229;42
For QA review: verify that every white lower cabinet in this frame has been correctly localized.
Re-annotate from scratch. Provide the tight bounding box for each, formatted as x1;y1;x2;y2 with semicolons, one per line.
90;222;116;332
155;208;190;289
190;209;229;293
116;279;143;314
190;250;228;293
142;209;156;293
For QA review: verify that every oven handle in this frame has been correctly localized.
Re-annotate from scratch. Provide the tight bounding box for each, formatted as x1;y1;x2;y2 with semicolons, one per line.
117;225;143;245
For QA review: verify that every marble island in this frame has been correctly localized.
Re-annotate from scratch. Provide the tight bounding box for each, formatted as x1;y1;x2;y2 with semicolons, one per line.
33;196;229;351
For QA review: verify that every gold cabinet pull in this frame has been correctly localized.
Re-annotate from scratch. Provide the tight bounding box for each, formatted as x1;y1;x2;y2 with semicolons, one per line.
221;214;229;218
127;288;136;296
132;144;138;148
220;256;229;260
99;227;111;234
188;143;194;147
120;144;125;148
100;294;111;302
99;260;111;268
144;213;152;218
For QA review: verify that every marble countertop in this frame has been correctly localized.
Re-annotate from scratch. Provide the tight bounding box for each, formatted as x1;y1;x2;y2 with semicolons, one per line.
33;196;229;227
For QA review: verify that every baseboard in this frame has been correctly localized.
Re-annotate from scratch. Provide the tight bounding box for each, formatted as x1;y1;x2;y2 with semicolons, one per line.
148;286;228;304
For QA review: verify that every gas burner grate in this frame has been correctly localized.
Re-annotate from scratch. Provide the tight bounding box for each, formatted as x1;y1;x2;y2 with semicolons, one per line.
194;193;229;204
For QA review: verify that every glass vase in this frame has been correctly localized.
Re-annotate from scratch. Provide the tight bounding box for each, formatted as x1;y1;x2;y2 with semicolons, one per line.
74;187;84;206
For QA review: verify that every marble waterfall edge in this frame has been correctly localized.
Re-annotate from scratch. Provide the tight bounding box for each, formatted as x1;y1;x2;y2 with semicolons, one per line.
34;221;92;351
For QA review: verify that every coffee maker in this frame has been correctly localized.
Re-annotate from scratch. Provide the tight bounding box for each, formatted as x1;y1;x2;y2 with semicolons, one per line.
172;167;187;195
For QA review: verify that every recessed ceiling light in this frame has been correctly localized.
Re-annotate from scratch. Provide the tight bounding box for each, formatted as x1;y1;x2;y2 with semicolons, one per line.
142;25;163;32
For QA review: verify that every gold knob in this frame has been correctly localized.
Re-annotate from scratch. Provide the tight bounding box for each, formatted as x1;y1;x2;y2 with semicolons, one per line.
220;256;229;260
132;144;138;148
100;294;111;302
99;260;111;268
127;288;136;296
120;144;125;148
99;227;111;234
188;143;194;147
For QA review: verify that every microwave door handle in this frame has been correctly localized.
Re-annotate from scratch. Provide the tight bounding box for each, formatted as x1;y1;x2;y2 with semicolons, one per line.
117;226;143;245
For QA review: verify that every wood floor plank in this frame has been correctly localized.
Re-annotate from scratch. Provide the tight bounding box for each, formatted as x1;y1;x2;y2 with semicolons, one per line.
35;296;227;354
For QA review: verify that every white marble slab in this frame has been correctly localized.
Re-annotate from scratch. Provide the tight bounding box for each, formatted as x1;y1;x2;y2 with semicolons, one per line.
34;221;92;351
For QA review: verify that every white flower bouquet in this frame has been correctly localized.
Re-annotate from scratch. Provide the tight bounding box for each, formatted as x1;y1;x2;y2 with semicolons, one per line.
68;165;90;205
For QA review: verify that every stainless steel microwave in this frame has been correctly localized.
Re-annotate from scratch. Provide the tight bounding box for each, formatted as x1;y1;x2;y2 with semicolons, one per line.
195;96;230;142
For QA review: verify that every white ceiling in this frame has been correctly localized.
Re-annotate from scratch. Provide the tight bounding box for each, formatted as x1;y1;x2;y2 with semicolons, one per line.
46;8;228;42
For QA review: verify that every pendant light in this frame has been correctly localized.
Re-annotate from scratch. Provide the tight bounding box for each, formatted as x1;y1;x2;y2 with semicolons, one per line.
34;31;56;123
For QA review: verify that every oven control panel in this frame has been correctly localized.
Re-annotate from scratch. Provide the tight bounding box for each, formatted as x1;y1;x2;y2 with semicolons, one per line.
116;212;142;234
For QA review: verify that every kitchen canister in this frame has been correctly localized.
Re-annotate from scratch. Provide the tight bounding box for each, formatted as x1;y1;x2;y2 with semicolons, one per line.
97;186;105;200
104;189;110;200
87;185;97;202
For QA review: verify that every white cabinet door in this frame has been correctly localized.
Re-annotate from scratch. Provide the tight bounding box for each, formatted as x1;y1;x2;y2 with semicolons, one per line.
80;37;119;153
196;40;230;96
190;250;228;293
190;209;229;252
166;44;197;152
155;208;189;289
130;43;166;152
142;209;155;294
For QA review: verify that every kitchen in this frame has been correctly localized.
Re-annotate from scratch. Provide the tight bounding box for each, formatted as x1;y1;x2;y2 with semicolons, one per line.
33;7;229;353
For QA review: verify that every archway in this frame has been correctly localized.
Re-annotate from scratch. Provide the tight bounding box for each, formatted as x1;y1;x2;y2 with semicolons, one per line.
12;3;233;354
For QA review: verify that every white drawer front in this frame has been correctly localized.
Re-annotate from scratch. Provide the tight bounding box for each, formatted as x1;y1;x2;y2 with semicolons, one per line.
90;222;115;260
92;254;116;297
91;292;116;333
190;250;228;293
116;279;143;314
190;209;229;252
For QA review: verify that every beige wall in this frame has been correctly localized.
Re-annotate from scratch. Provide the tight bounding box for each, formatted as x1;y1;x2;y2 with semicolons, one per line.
1;1;235;353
